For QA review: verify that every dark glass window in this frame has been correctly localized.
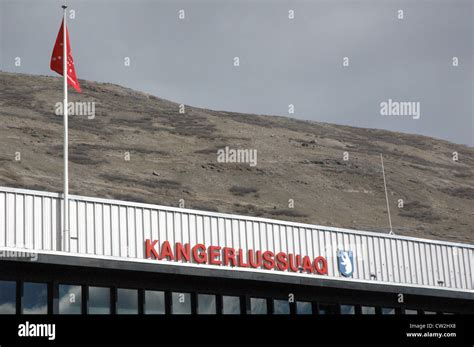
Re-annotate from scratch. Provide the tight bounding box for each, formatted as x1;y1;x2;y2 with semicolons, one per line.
273;299;290;314
88;286;110;314
0;280;16;314
296;301;312;315
59;284;81;314
171;292;191;314
361;306;376;314
197;294;216;314
144;290;165;314
382;307;396;315
23;282;48;314
117;288;138;314
319;303;338;315
222;295;240;314
250;297;267;315
340;304;355;314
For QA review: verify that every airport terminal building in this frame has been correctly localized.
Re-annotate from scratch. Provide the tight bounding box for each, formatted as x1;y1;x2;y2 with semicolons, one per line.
0;186;472;315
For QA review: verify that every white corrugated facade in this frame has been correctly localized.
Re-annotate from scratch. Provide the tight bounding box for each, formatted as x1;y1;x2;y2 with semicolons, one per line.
0;186;472;293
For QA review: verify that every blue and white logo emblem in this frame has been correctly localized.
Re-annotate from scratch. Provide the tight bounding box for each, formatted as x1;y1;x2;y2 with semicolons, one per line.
337;250;354;277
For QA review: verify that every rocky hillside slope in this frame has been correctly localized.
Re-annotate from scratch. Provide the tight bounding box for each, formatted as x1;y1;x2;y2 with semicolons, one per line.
0;71;473;243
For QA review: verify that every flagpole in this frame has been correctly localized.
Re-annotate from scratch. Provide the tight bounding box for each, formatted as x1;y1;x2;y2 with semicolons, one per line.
62;5;69;249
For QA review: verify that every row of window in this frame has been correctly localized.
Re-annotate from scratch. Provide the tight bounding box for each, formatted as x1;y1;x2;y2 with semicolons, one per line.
0;280;446;315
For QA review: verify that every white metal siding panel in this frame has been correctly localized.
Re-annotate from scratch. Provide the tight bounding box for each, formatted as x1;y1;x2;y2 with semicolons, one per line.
354;235;362;280
329;231;337;277
266;223;274;256
384;238;393;282
6;193;14;247
273;224;281;255
306;229;314;265
103;204;112;256
437;245;445;285
407;241;415;284
217;217;224;248
231;219;238;251
413;242;421;285
238;220;245;260
361;235;370;280
85;203;94;254
317;230;324;269
195;215;203;245
294;227;301;259
442;246;451;287
245;221;253;255
24;195;33;250
447;246;456;288
430;243;438;286
259;222;266;253
300;227;307;262
379;237;387;282
94;204;102;255
223;218;231;249
464;248;473;289
15;194;24;249
255;222;261;254
135;208;142;257
390;239;399;283
281;225;288;259
367;236;375;279
0;192;5;247
419;243;427;286
42;197;50;251
166;212;174;245
210;217;218;246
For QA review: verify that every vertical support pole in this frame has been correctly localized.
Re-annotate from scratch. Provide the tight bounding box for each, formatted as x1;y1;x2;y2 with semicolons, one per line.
62;5;69;249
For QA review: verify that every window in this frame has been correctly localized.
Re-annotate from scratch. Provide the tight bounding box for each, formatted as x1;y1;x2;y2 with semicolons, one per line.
171;292;191;314
382;307;396;315
117;288;138;314
23;282;48;314
273;299;290;314
361;306;376;314
340;304;355;314
59;284;81;314
222;295;240;314
0;280;16;314
319;303;338;314
404;309;418;315
197;294;216;314
296;301;312;315
250;297;267;315
144;290;165;314
88;286;110;314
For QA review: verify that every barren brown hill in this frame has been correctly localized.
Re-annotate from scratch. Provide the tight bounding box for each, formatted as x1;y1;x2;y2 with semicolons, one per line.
0;71;473;244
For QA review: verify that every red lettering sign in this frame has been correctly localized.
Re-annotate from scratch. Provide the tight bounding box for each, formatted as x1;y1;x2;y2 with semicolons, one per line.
145;239;159;259
144;239;328;276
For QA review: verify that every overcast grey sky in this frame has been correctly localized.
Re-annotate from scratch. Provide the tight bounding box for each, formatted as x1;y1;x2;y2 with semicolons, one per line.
1;0;472;146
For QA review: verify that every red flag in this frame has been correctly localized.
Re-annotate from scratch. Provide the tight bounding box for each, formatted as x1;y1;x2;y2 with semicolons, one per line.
50;21;81;92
